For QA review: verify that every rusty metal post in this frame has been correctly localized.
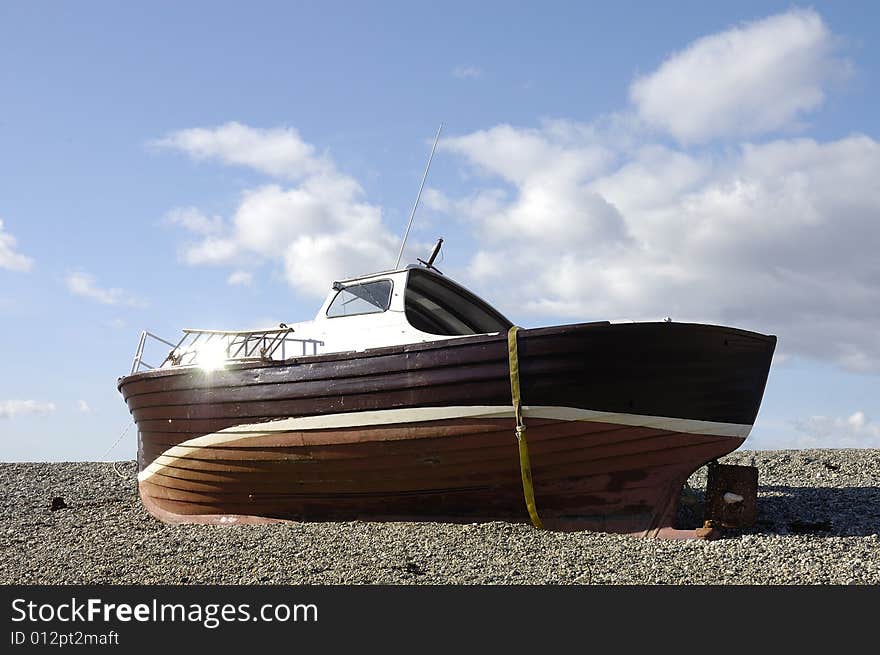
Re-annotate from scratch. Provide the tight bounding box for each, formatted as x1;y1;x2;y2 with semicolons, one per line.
704;462;759;529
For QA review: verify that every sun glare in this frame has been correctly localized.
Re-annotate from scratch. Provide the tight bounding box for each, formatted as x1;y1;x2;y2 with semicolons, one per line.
196;341;228;372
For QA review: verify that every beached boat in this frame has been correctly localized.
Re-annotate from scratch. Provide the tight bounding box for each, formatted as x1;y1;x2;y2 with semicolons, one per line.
118;251;775;538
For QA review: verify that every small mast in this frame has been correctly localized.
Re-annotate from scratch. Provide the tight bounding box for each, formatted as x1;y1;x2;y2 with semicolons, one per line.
394;123;443;269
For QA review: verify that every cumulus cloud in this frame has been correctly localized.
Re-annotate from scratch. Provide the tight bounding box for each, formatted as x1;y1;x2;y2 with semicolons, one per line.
180;236;239;266
436;121;880;371
227;270;253;286
0;400;56;419
76;400;92;413
0;218;34;272
164;207;224;235
157;123;399;297
153;10;877;374
630;9;850;143
441;124;625;246
792;411;880;449
66;272;146;307
152;122;331;180
452;65;482;79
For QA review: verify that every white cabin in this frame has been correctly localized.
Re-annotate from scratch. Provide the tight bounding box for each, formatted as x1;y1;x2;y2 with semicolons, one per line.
293;265;512;353
129;265;513;374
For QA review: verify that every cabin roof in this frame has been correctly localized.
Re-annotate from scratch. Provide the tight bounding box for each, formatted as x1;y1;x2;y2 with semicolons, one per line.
332;263;433;286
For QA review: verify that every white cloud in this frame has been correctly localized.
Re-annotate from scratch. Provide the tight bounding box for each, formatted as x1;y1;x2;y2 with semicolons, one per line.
0;400;56;419
630;9;850;143
792;411;880;449
437;120;880;371
441;123;626;246
164;207;224;235
422;187;452;213
153;11;878;374
452;65;482;79
180;236;239;266
227;270;253;286
76;400;92;413
442;123;613;186
157;123;399;297
0;218;34;272
152;122;331;180
65;272;146;307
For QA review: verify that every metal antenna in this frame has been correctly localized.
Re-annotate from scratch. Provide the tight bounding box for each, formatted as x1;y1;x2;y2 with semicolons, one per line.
394;123;443;269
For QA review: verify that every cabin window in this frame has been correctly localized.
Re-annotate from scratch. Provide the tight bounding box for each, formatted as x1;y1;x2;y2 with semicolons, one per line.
326;279;393;318
404;269;512;335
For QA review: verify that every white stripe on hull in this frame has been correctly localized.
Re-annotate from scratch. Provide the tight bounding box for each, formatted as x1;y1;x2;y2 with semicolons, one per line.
138;405;752;482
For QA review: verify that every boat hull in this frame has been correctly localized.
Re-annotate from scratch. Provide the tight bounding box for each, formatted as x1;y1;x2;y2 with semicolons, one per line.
119;321;776;536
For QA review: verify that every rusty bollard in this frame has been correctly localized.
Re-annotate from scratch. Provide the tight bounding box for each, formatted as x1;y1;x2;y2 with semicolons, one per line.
704;462;758;529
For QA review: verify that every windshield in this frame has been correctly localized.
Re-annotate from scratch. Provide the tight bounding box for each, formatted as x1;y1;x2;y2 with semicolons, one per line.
326;279;393;317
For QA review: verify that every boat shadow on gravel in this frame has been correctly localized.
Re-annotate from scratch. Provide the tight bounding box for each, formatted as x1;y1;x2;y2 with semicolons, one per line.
677;485;880;538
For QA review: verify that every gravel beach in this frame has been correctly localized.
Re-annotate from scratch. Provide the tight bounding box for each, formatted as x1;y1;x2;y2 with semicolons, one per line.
1;449;878;585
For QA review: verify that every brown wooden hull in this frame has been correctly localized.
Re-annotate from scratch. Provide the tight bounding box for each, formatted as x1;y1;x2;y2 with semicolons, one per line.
136;416;744;536
119;321;776;536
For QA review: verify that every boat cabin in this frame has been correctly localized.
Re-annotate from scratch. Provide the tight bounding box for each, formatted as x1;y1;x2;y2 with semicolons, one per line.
310;266;512;352
129;266;512;374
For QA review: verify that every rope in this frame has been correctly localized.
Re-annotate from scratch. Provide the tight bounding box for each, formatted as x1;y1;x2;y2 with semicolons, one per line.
100;421;134;479
507;326;544;529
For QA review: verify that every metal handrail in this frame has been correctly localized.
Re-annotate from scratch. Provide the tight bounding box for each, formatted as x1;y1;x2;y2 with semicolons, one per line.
129;327;324;375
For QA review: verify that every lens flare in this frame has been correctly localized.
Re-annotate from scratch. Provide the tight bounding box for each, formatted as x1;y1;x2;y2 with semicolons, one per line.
196;341;228;372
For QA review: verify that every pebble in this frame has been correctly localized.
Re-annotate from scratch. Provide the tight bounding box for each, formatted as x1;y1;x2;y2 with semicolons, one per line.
0;449;877;584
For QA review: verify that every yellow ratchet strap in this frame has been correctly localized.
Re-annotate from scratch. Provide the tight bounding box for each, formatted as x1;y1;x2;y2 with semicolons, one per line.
507;326;544;529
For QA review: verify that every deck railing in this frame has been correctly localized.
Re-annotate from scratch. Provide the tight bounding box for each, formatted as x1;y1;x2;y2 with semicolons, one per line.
129;327;324;375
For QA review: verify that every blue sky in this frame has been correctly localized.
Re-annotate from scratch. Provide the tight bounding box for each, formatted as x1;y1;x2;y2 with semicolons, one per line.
1;1;879;461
